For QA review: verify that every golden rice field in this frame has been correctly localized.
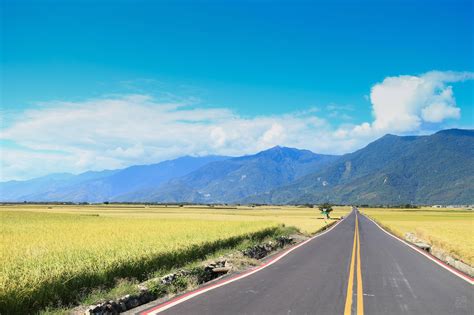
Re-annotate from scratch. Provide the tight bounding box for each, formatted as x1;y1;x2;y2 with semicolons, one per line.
360;207;474;266
0;204;350;313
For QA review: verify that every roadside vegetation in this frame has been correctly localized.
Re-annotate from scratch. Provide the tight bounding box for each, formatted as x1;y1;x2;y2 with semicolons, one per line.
0;204;350;313
361;207;474;266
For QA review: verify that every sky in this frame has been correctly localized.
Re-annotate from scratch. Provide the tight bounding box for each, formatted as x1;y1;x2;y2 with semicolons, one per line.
1;0;473;181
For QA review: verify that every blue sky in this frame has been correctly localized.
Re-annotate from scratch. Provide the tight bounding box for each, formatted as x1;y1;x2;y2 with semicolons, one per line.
1;0;473;180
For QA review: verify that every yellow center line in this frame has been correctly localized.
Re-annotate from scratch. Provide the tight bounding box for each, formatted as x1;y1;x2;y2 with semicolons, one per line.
344;214;357;315
344;212;364;315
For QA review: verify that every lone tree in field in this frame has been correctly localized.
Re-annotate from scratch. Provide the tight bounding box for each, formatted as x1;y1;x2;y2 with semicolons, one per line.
319;203;333;219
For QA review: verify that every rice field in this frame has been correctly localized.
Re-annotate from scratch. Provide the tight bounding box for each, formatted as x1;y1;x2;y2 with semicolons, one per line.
360;207;474;266
0;204;350;313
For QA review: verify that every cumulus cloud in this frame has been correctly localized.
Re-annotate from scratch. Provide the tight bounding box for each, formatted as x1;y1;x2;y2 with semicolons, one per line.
365;71;471;133
1;70;472;180
421;101;460;123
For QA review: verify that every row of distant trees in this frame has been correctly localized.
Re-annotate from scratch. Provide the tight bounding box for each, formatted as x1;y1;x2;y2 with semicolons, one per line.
0;201;418;209
7;201;420;209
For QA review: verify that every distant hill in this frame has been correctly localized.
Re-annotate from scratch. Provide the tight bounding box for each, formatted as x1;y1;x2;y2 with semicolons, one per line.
121;146;339;203
247;129;474;205
0;170;118;202
2;129;472;205
0;156;228;202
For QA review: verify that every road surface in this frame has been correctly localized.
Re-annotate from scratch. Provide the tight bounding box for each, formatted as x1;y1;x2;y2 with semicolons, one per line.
139;209;473;315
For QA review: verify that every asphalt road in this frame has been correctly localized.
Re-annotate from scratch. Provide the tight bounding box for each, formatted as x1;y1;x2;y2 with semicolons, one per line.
139;210;473;315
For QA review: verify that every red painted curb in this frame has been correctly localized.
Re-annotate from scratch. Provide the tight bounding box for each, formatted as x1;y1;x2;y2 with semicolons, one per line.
140;216;347;314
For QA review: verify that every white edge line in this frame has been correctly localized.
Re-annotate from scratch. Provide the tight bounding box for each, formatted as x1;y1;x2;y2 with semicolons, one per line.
144;212;351;314
364;214;474;285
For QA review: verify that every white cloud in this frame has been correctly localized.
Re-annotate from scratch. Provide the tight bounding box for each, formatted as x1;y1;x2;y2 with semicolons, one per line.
210;127;227;148
1;70;472;181
0;95;335;180
261;123;284;144
341;71;473;140
370;71;471;132
421;101;460;123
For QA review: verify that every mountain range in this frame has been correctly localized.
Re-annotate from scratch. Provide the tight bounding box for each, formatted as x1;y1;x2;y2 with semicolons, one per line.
248;129;474;205
1;129;473;205
117;147;337;203
0;156;227;203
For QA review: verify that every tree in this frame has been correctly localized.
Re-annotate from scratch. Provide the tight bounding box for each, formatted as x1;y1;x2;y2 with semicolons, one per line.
319;203;333;219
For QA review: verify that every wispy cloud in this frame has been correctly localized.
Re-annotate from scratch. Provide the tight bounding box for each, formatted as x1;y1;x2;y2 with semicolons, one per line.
1;71;471;181
0;95;332;180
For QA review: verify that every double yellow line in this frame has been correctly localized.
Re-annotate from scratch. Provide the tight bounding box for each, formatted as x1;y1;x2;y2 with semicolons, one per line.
344;212;364;315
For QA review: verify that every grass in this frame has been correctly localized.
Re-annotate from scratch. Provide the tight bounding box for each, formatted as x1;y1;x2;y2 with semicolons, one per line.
0;204;350;313
360;207;474;266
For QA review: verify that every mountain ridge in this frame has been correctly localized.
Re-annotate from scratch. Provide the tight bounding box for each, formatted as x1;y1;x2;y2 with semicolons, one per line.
117;146;339;203
246;129;474;205
1;129;472;205
0;155;229;202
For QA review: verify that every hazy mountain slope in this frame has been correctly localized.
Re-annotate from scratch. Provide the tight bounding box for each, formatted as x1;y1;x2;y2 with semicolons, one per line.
127;146;339;203
0;170;117;202
253;129;474;205
0;156;228;202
